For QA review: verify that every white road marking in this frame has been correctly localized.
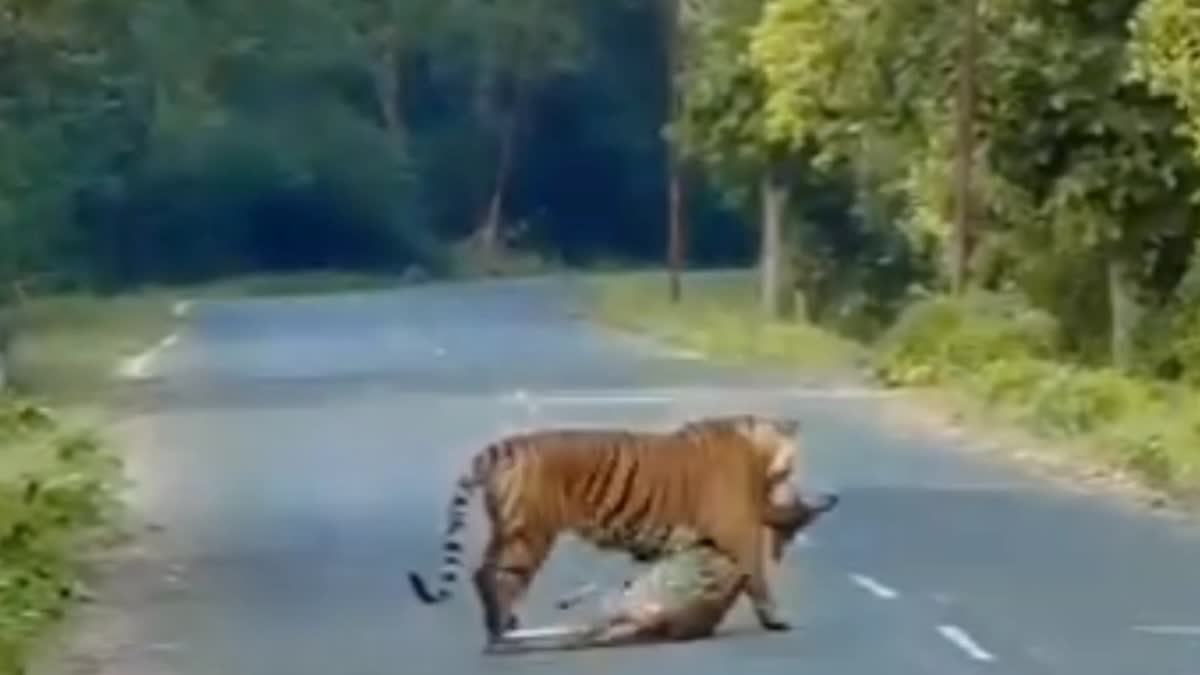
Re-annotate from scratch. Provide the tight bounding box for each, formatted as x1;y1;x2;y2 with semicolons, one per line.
937;624;996;663
115;331;180;380
1132;625;1200;637
172;300;192;318
849;573;899;599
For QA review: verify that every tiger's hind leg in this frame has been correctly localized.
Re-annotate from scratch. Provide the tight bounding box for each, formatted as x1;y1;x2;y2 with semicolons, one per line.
473;528;555;644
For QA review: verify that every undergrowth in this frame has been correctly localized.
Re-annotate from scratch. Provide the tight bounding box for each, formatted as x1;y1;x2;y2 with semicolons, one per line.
874;292;1200;497
0;399;121;674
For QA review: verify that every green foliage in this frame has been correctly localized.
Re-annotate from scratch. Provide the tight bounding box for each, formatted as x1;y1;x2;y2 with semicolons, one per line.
670;0;774;210
84;104;443;287
1129;0;1200;160
1134;244;1200;384
1102;402;1200;491
873;292;1060;386
0;399;121;673
1022;366;1161;437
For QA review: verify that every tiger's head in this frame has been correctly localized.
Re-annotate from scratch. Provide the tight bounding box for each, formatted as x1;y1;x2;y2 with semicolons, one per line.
764;482;838;561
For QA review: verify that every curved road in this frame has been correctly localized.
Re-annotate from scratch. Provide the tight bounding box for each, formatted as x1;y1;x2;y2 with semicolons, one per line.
39;277;1200;674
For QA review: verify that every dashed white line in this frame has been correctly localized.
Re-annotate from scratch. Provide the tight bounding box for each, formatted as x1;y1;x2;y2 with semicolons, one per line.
115;331;180;380
849;573;899;599
1132;625;1200;637
937;624;996;663
172;300;192;318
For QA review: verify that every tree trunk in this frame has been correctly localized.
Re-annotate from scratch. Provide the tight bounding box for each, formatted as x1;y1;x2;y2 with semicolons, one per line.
663;0;685;304
479;108;518;275
667;152;685;303
950;0;979;295
1108;253;1141;371
759;164;794;319
372;45;405;143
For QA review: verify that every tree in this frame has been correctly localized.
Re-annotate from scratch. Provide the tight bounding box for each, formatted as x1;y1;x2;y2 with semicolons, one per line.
449;0;588;271
671;0;798;317
651;0;688;302
981;0;1200;368
0;0;148;287
950;0;980;296
301;0;447;143
749;0;967;290
1129;0;1200;158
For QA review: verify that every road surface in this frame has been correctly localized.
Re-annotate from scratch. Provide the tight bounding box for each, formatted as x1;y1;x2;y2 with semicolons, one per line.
37;277;1200;674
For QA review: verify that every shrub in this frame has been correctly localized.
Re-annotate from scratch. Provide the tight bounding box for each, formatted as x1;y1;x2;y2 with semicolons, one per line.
1101;401;1200;491
1024;367;1162;437
873;291;1060;386
0;399;121;673
1137;246;1200;384
963;357;1055;406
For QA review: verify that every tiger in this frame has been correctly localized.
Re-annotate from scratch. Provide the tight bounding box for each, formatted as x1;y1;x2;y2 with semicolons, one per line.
406;414;802;645
489;486;840;653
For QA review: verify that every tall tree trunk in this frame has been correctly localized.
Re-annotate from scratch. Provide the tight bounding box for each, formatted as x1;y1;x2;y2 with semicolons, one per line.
759;163;794;319
667;151;686;303
372;45;405;143
1108;253;1141;371
663;0;685;304
479;107;518;274
950;0;979;295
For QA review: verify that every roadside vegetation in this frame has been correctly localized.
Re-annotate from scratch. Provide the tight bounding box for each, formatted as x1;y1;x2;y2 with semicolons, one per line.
0;401;121;674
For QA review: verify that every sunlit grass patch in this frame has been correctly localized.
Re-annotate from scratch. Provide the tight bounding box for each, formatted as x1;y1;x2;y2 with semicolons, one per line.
586;269;866;371
3;292;179;404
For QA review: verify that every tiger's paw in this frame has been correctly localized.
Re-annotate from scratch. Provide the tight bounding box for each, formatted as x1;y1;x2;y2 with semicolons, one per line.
755;609;792;632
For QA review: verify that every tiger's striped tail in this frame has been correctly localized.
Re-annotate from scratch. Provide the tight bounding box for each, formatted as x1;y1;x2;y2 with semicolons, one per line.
408;469;482;604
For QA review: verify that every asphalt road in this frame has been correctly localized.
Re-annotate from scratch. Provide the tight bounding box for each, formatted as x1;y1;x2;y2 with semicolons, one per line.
38;277;1200;675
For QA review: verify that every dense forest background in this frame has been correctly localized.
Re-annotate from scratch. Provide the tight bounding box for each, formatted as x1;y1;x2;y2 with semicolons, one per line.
0;0;764;292
6;0;1200;377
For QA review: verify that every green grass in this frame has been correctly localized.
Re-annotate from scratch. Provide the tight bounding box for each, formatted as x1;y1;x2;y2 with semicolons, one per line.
0;400;121;675
3;292;181;405
585;270;867;372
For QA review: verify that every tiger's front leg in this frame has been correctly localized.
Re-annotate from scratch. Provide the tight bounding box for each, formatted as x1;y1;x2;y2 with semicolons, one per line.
704;500;792;633
734;530;791;632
